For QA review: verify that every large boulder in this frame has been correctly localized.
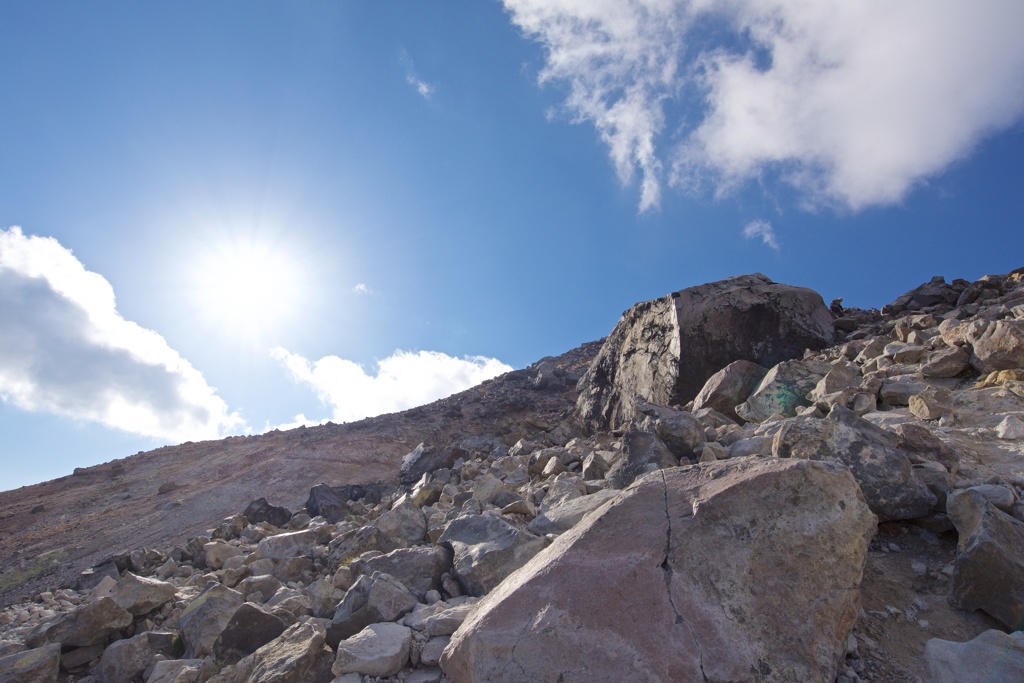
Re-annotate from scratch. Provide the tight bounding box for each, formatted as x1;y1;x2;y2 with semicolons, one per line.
925;630;1024;683
332;623;412;678
576;273;835;430
438;515;548;597
328;572;418;644
735;359;830;423
441;458;876;683
633;400;705;460
243;620;329;683
970;320;1024;373
243;497;292;527
947;488;1024;630
109;571;177;616
691;359;768;421
605;430;678;489
772;406;936;521
0;644;60;683
177;582;244;659
353;546;453;601
98;632;168;683
24;596;132;648
213;603;288;663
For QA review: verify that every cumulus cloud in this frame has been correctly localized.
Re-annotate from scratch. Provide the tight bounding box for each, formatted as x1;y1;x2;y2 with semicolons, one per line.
743;220;779;251
504;0;1024;211
270;347;513;424
0;226;245;441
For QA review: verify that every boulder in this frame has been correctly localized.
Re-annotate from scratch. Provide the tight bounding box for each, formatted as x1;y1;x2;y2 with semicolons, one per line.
328;572;418;643
691;360;767;421
889;423;959;470
996;415;1024;440
244;620;328;683
947;488;1024;630
98;632;163;683
400;443;456;486
773;407;936;521
243;497;293;527
25;596;132;648
970;320;1024;373
576;273;835;430
374;502;427;547
438;515;548;597
883;275;960;314
332;622;412;678
0;644;60;683
213;603;288;663
909;386;954;420
353;546;453;601
925;630;1024;683
921;346;970;378
605;430;678;489
527;489;620;536
109;571;177;616
735;359;830;423
633;400;705;460
304;577;343;619
204;541;244;571
146;660;204;683
178;582;244;658
441;458;875;683
253;529;317;561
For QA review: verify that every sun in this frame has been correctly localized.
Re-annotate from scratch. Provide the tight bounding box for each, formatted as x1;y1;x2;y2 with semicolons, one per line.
189;234;304;341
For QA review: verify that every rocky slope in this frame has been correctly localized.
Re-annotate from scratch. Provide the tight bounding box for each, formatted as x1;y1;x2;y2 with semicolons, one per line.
3;269;1024;683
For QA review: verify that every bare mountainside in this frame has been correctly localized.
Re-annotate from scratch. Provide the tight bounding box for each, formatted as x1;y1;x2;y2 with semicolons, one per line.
0;341;601;609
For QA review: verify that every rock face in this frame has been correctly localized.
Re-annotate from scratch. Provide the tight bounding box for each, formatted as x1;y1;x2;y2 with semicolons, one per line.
441;458;876;683
576;273;835;430
924;630;1024;683
0;644;60;683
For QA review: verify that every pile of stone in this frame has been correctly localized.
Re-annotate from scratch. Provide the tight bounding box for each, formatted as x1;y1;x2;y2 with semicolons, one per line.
2;269;1024;683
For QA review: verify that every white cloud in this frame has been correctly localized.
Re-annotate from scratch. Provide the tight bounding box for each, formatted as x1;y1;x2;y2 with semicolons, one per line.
742;219;779;251
270;347;513;424
406;75;435;100
504;0;1024;211
0;226;246;442
353;282;371;295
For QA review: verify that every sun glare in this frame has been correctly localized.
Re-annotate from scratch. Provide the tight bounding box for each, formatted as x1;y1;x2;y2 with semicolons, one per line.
190;235;304;340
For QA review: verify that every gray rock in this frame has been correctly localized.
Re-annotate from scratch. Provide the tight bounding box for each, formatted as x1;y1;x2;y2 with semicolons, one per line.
576;273;835;431
328;572;418;643
438;515;548;597
109;571;177;616
606;430;678;489
304;577;342;619
213;602;287;663
879;377;929;406
204;541;244;570
728;435;773;459
634;399;705;460
970;320;1024;373
909;386;954;420
921;346;970;378
735;359;831;423
925;630;1024;683
996;415;1024;440
243;497;292;527
254;529;317;561
177;582;244;659
967;484;1016;511
407;666;444;683
237;574;282;603
98;632;161;683
0;644;60;683
692;360;768;421
773;406;936;521
400;443;455;486
332;622;412;678
527;489;620;536
353;546;453;601
441;458;875;683
146;659;204;683
889;423;959;469
374;502;427;547
243;620;328;683
25;596;132;648
420;637;450;666
947;488;1024;630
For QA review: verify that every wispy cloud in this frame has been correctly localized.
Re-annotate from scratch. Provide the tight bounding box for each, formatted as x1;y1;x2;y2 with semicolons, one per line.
0;226;245;441
743;220;780;251
353;282;372;295
270;347;512;424
504;0;1024;212
406;75;435;100
400;49;436;101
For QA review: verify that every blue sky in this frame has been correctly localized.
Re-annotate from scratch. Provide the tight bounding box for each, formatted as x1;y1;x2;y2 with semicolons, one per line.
2;1;1024;491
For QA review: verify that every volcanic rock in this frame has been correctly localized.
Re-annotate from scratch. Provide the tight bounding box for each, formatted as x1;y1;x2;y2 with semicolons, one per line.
576;273;834;430
442;458;875;683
